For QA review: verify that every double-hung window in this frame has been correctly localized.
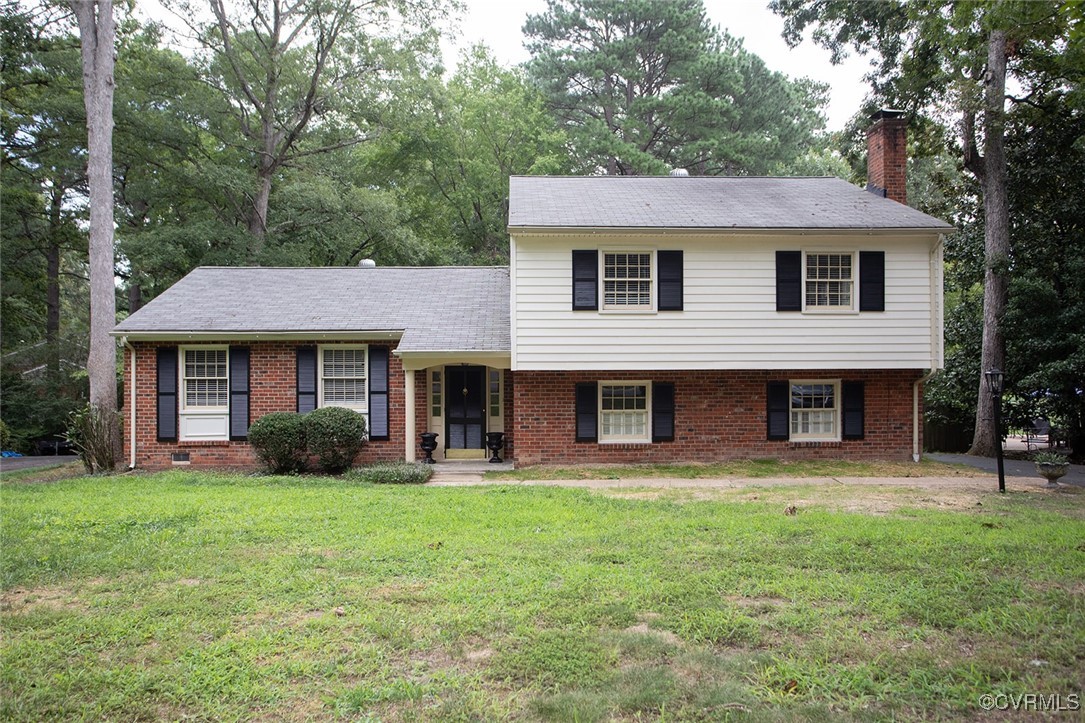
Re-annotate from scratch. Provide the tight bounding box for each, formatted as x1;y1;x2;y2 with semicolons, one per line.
804;252;854;310
790;381;839;440
603;252;653;310
320;346;368;412
183;348;228;410
599;382;650;442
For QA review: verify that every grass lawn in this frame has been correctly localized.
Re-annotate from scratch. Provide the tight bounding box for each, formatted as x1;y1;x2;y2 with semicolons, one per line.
1;471;1082;721
483;458;981;481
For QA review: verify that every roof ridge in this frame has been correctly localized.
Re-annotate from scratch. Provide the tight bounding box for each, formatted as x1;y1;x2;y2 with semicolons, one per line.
190;265;511;270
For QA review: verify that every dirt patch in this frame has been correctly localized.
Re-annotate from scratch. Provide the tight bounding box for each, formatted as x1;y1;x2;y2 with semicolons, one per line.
724;595;787;610
622;622;681;645
1;586;86;614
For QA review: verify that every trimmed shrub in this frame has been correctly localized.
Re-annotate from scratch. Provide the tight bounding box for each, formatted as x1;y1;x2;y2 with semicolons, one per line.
249;412;308;473
304;407;367;474
0;419;10;450
66;405;121;474
346;462;432;485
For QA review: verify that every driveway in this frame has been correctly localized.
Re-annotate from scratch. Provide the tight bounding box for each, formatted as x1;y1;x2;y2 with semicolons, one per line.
928;452;1084;486
0;455;80;473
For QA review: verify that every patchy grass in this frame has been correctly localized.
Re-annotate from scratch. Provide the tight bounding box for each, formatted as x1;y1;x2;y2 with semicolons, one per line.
0;461;85;485
1;470;1082;721
484;457;980;481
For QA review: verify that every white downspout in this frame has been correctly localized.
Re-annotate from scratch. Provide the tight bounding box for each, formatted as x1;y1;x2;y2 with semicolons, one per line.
122;337;137;469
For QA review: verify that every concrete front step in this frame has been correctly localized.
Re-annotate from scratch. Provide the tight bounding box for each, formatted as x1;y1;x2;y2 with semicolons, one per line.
426;461;512;486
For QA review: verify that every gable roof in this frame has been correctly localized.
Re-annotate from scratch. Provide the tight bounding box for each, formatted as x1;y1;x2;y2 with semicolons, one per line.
508;176;953;231
112;266;510;353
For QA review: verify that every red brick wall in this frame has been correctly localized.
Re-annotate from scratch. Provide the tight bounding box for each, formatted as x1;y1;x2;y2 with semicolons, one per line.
512;369;923;465
867;116;908;205
123;340;407;470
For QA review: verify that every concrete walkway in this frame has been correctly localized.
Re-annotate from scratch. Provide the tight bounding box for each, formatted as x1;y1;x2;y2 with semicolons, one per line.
929;452;1084;486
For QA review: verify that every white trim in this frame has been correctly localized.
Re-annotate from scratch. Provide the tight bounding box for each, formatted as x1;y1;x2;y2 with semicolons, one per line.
598;380;652;443
110;330;403;341
801;250;857;314
509;226;952;237
788;378;841;442
487;368;503;433
317;344;369;413
405;368;416;462
178;345;230;442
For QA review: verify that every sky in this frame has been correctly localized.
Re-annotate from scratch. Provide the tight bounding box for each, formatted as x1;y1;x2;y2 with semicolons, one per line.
439;0;876;131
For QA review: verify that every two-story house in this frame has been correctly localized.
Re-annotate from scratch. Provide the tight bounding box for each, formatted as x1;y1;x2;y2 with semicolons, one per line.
113;110;950;469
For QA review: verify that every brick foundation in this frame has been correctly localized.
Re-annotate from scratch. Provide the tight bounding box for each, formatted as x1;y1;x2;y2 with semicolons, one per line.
123;340;409;470
512;369;923;466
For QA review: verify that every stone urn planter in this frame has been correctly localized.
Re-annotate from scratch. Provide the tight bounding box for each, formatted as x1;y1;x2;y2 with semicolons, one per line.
1034;452;1070;487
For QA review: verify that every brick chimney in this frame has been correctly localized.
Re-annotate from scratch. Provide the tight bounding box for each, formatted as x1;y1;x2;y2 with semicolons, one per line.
866;109;908;204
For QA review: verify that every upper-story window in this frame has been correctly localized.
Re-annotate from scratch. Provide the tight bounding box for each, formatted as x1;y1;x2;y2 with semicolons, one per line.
603;252;652;310
320;346;368;412
183;348;228;409
805;252;854;310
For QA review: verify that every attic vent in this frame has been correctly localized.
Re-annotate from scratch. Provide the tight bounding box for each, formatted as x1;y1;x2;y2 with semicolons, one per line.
358;259;377;268
669;168;690;177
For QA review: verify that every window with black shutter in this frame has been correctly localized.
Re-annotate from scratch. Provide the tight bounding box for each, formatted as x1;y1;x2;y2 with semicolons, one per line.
652;382;675;442
369;347;390;440
575;383;597;442
228;346;250;440
859;251;885;312
766;381;790;440
842;381;865;439
156;347;178;442
296;346;317;413
776;251;802;311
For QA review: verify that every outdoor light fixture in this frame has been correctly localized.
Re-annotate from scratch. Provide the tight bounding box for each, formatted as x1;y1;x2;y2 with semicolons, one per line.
986;368;1007;493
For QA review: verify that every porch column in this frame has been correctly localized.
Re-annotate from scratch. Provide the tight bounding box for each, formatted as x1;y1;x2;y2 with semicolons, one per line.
404;368;416;461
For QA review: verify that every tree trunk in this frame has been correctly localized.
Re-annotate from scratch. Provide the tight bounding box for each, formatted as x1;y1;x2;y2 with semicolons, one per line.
128;282;142;314
72;0;118;455
46;188;62;377
968;29;1010;457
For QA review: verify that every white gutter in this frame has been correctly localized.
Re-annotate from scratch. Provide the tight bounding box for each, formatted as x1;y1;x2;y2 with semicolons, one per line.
913;370;937;462
121;336;137;470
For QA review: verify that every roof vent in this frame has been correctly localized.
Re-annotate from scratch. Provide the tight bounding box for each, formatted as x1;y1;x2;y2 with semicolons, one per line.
358;259;377;268
669;168;690;177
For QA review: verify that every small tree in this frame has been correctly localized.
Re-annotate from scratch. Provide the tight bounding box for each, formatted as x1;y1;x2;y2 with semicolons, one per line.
304;407;367;474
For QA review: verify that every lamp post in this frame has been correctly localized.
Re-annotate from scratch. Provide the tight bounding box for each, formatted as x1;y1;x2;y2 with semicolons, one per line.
985;369;1006;493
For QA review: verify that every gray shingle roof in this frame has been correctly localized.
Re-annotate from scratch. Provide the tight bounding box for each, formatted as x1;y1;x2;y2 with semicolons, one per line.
508;176;953;230
113;266;510;353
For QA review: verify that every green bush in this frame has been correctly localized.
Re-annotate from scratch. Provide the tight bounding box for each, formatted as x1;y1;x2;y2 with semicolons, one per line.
304;407;367;474
248;412;308;473
346;462;432;485
0;419;10;450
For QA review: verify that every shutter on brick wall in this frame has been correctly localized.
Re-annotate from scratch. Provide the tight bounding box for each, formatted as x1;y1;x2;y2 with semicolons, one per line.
572;250;598;310
297;346;317;413
368;346;389;440
842;381;865;439
859;251;885;311
156;347;178;442
229;346;250;440
766;380;790;440
652;382;675;442
776;251;802;311
575;382;597;442
657;250;683;311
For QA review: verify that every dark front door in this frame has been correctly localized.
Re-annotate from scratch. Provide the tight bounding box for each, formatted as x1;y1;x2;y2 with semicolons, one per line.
446;365;486;450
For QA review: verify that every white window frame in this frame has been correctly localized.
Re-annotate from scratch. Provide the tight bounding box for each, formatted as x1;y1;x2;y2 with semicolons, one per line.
488;368;503;430
318;344;369;414
802;250;857;313
600;249;656;313
789;379;841;442
598;380;652;443
179;345;230;442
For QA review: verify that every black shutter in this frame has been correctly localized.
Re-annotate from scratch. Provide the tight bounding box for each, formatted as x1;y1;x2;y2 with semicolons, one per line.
859;251;885;312
368;346;389;440
776;251;802;311
766;381;790;440
842;381;865;440
156;347;178;442
652;382;675;442
572;250;598;310
575;382;597;442
297;346;317;413
229;346;250;441
657;250;683;311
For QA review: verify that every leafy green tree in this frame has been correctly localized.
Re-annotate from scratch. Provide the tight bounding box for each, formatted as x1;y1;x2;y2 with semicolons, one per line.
524;0;828;175
770;0;1078;456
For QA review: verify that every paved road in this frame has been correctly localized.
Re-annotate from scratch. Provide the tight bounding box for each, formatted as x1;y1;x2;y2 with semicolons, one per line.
0;455;80;473
929;452;1084;486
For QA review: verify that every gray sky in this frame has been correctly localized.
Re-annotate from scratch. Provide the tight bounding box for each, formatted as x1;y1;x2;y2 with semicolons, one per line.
441;0;875;131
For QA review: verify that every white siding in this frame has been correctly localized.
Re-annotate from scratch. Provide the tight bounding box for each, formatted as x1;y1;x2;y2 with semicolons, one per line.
511;233;943;371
